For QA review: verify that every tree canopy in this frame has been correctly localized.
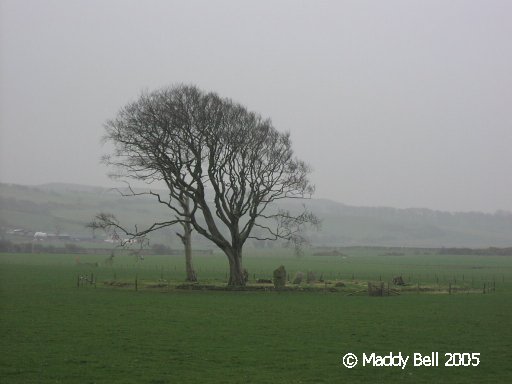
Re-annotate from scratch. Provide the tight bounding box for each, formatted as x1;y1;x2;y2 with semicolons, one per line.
103;85;318;286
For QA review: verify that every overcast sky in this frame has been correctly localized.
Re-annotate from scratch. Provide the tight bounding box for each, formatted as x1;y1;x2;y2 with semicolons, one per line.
1;0;511;212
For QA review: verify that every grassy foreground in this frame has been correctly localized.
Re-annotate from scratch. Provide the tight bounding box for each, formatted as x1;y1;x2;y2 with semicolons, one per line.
1;250;512;383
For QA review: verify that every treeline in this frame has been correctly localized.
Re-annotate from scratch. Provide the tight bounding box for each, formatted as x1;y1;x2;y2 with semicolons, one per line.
0;241;87;254
0;240;213;255
438;247;512;256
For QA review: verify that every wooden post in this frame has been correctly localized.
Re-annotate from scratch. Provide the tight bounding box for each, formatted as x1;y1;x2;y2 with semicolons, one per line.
448;282;451;295
77;275;80;288
417;282;420;294
135;275;138;291
483;283;486;294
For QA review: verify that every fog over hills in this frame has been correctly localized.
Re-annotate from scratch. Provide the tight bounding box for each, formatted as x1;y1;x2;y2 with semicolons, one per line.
1;182;511;248
2;1;512;214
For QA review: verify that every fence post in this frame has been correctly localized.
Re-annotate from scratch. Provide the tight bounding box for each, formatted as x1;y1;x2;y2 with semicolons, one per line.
448;282;451;295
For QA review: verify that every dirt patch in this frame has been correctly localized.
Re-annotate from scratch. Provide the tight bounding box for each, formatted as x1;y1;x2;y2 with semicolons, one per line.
146;283;169;289
175;283;339;292
103;280;134;287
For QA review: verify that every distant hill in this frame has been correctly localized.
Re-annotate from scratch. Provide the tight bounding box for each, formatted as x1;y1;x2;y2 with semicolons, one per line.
1;182;511;248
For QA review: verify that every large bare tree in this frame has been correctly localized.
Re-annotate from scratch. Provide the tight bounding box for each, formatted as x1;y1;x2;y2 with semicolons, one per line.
103;85;318;286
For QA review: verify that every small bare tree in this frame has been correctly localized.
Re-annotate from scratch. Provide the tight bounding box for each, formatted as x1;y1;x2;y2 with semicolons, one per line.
87;189;198;282
103;85;318;286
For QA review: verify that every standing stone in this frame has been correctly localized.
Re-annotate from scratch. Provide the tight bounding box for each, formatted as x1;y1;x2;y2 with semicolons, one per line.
293;271;304;285
273;265;287;289
307;271;317;284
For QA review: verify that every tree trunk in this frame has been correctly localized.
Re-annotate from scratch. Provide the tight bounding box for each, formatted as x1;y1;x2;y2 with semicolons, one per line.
183;234;197;282
226;247;246;287
180;222;197;282
179;196;197;282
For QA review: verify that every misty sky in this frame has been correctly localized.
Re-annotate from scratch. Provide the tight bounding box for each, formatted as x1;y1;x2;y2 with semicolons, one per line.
1;0;511;212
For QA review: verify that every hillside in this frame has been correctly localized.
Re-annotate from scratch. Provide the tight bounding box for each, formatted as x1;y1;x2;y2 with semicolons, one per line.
1;182;511;248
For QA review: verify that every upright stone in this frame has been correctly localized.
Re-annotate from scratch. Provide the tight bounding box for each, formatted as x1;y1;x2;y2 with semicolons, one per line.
273;265;287;289
307;271;317;284
293;271;304;285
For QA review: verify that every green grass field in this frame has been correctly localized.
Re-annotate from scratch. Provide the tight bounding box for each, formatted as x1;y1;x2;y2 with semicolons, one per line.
1;249;512;383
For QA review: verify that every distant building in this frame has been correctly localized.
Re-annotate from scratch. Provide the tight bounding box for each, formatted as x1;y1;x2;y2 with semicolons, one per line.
7;228;31;236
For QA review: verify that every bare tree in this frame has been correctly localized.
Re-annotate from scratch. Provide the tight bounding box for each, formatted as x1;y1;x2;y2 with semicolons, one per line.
103;85;318;286
87;188;198;282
